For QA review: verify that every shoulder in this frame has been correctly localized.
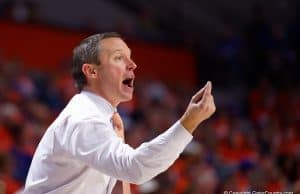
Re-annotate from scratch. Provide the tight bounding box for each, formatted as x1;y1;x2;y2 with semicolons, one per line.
64;93;110;122
48;94;111;136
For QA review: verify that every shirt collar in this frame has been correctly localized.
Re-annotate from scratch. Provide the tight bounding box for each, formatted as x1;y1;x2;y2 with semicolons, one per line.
81;90;117;116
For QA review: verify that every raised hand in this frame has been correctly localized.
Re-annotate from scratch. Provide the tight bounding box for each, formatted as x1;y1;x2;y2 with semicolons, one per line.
180;81;216;133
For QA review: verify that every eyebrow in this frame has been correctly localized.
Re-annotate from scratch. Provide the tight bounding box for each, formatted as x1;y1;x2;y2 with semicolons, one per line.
111;49;131;55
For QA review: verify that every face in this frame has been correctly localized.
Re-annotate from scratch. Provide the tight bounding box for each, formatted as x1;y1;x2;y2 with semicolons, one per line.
91;37;137;107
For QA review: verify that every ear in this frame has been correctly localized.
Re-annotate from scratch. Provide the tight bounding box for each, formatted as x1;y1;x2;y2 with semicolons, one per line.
82;63;97;78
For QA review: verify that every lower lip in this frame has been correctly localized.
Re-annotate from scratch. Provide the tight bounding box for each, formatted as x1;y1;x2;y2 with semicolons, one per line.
123;84;134;92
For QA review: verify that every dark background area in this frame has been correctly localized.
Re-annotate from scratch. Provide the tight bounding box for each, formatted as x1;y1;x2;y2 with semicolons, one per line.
0;0;299;193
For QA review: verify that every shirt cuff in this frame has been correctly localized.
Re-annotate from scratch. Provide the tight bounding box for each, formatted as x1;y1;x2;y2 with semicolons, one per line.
169;121;193;149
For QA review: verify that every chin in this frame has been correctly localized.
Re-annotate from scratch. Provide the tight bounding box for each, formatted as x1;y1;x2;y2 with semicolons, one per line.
120;94;133;103
122;97;133;102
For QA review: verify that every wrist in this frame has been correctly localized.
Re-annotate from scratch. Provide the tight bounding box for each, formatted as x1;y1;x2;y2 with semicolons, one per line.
180;116;203;134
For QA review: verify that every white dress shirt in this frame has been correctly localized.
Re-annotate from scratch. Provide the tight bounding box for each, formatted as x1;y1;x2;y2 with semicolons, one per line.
23;90;193;194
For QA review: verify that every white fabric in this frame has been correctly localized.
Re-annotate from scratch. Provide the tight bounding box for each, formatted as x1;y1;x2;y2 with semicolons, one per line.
23;90;193;194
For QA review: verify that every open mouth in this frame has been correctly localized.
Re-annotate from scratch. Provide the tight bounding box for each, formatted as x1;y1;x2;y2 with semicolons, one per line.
122;78;134;88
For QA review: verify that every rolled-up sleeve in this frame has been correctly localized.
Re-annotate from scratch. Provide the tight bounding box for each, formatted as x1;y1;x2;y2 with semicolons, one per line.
66;119;193;184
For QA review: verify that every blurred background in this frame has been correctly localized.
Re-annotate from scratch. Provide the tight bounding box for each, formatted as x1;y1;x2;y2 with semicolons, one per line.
0;0;300;193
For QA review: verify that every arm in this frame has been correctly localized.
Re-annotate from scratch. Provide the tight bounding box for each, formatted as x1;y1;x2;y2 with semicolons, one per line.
67;81;215;184
67;119;191;184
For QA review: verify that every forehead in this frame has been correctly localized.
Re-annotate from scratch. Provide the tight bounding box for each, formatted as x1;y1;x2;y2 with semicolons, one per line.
99;37;131;54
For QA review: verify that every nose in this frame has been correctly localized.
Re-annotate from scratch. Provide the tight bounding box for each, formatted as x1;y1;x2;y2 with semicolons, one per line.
127;59;137;70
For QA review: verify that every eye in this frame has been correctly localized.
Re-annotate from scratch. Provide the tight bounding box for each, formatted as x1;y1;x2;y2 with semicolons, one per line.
114;55;123;61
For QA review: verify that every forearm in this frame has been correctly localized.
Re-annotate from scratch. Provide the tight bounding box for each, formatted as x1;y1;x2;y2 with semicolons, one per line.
128;121;192;184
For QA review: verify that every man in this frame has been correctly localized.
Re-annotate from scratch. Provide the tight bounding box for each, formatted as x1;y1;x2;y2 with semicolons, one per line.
23;32;216;194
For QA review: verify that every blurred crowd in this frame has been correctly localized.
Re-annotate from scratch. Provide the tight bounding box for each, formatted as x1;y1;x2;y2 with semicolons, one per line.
0;2;300;194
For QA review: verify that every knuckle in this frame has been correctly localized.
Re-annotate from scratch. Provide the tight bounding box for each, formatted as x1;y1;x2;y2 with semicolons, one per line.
211;105;216;113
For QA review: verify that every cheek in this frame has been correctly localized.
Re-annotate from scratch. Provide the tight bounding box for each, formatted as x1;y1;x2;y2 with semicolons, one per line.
104;67;123;85
109;64;124;78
